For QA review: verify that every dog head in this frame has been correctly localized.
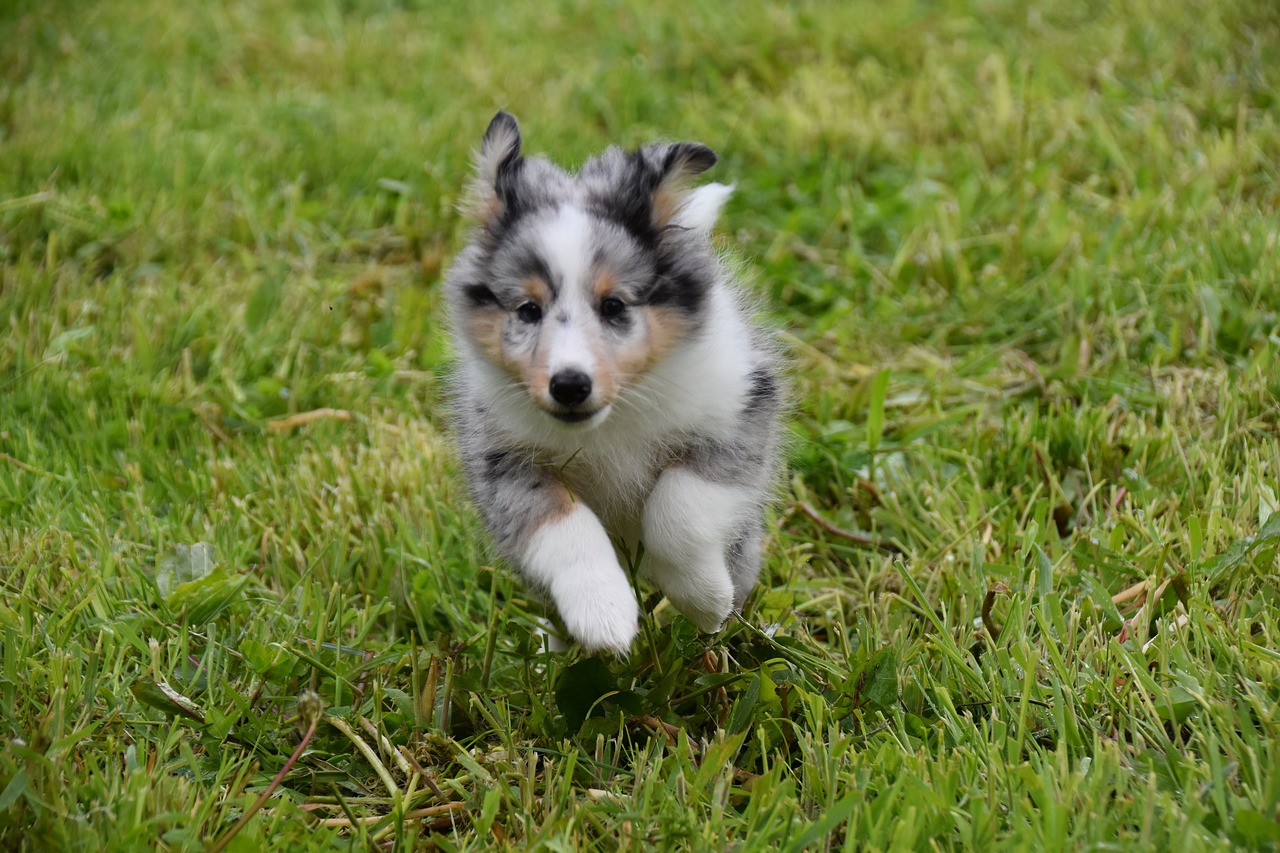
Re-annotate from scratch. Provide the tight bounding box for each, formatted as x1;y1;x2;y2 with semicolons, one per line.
450;111;734;428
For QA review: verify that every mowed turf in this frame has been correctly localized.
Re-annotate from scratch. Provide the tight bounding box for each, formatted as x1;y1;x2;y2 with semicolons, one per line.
2;0;1280;849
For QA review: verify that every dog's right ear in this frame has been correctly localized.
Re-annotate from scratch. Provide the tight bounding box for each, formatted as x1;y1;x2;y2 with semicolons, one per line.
643;142;724;234
464;111;523;226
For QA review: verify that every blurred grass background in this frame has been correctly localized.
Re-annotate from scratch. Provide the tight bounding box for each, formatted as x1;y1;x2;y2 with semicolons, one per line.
2;0;1279;849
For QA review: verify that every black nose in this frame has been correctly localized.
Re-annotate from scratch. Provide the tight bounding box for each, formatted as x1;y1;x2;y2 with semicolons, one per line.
549;370;592;407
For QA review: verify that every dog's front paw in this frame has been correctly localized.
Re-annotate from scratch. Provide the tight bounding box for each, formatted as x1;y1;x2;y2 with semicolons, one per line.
659;562;734;634
521;503;639;655
553;572;640;655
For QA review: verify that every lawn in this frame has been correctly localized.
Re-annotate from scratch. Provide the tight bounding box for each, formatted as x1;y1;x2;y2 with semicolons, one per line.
2;0;1279;849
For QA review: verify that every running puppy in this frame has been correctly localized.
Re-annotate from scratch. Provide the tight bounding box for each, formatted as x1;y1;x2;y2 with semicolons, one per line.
446;112;783;654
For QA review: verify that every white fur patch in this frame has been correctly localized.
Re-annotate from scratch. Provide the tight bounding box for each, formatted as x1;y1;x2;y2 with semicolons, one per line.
672;183;735;235
535;204;601;386
538;205;593;295
520;502;639;654
641;467;755;632
542;306;597;381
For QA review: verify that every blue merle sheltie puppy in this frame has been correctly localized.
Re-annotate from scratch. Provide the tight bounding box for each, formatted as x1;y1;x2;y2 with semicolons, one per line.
445;112;783;655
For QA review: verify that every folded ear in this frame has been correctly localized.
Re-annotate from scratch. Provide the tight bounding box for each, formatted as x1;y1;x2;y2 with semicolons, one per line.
464;111;523;225
645;142;722;232
659;142;717;182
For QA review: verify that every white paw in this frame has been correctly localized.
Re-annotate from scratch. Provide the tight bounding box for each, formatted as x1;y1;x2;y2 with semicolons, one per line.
673;597;732;634
520;503;639;655
660;561;734;634
553;573;640;655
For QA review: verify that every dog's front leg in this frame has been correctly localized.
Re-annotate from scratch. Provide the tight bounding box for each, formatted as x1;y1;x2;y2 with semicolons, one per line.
642;467;755;633
469;453;639;654
522;500;640;654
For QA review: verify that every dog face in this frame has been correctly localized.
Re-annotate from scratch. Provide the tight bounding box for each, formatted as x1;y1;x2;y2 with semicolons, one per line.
451;112;735;428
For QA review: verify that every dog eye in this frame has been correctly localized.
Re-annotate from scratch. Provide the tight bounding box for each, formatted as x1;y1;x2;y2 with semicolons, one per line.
515;302;543;324
599;297;626;319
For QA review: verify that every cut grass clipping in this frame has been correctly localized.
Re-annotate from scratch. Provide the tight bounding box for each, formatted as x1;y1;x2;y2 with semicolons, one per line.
3;0;1280;849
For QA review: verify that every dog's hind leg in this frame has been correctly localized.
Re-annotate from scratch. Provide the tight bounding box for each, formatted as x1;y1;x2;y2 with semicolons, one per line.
641;467;755;632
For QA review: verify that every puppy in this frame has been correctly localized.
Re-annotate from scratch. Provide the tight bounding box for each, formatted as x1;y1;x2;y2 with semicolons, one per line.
445;112;782;654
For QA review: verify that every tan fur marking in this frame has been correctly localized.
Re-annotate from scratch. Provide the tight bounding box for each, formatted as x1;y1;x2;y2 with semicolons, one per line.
651;187;683;230
592;270;617;302
615;305;691;382
467;310;522;379
588;325;616;403
520;477;577;545
527;339;553;409
500;278;553;409
522;276;552;304
589;273;620;402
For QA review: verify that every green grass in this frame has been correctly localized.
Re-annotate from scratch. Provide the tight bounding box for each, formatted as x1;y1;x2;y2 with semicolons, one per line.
3;0;1280;848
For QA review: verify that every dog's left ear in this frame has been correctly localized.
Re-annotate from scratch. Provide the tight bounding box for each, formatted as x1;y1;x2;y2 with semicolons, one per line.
464;111;524;226
647;142;733;236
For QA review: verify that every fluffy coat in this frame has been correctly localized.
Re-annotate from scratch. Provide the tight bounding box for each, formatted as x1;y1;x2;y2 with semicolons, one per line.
445;112;783;654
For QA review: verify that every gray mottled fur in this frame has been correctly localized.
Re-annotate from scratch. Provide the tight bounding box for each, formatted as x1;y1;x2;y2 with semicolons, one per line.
446;111;784;634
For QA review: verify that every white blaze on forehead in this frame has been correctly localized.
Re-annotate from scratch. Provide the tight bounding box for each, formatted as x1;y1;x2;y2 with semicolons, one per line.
537;204;594;294
535;204;600;379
